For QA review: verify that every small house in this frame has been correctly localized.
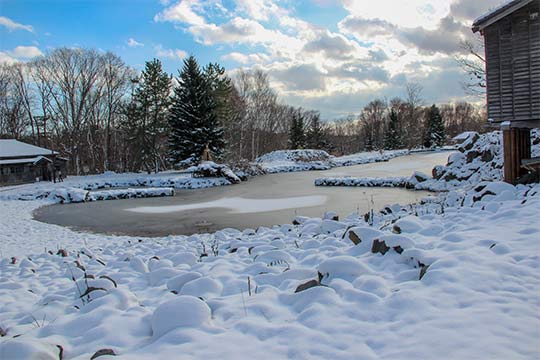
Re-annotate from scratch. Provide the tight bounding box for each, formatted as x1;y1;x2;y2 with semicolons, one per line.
472;0;540;183
0;139;67;186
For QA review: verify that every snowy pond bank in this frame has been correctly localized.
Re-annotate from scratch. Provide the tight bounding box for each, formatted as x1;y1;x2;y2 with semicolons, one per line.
33;152;451;237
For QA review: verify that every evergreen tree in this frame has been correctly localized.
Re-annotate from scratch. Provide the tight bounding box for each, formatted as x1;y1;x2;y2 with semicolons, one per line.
288;110;306;149
423;104;446;148
306;112;327;150
168;56;225;165
384;108;402;150
122;59;171;172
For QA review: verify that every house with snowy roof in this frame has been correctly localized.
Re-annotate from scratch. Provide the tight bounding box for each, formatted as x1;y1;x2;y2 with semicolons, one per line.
0;139;67;186
472;0;540;183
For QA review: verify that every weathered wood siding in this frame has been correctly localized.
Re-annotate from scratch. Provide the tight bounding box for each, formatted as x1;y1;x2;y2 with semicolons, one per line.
484;0;540;123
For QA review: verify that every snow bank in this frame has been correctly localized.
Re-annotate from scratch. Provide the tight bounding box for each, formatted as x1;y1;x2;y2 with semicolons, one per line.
315;172;431;189
256;149;410;173
316;130;540;192
188;161;241;184
0;186;175;204
0;171;230;203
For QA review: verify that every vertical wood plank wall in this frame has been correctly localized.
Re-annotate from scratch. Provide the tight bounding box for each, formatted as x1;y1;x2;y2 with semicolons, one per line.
503;128;531;183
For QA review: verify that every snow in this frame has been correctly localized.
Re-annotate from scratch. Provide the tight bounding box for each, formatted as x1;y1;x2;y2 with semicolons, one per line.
1;179;539;358
126;195;327;214
1;136;539;359
315;130;540;192
151;296;211;338
0;156;52;165
0;139;58;158
256;149;410;173
0;171;231;204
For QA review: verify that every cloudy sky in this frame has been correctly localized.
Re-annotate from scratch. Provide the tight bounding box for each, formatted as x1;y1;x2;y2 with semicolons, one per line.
1;0;505;118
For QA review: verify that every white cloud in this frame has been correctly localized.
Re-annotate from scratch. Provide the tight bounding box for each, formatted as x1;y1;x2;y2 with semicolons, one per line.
8;46;43;59
235;0;285;22
339;0;451;30
221;52;270;64
154;0;206;26
0;16;34;32
127;38;144;47
154;0;500;118
155;45;188;60
0;52;18;64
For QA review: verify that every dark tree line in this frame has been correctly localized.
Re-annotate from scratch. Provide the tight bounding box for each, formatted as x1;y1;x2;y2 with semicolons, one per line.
1;47;488;175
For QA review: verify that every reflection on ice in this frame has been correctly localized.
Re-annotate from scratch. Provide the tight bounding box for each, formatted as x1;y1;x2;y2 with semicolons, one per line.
126;195;327;214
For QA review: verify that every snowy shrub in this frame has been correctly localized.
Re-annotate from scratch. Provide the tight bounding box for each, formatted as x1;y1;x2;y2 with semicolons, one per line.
189;161;241;184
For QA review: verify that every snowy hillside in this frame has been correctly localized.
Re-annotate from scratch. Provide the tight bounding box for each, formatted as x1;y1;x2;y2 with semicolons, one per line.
316;130;540;191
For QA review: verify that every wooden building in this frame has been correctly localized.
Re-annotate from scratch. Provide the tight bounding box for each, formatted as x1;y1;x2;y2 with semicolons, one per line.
473;0;540;183
0;139;67;186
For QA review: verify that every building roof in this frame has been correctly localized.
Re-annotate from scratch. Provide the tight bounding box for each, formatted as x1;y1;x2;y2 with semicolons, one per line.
472;0;535;32
0;156;52;166
0;139;58;159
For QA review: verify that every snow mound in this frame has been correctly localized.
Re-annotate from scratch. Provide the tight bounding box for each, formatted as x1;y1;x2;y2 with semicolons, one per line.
0;339;61;360
188;161;241;184
420;129;540;191
151;296;211;337
256;149;331;163
256;149;410;173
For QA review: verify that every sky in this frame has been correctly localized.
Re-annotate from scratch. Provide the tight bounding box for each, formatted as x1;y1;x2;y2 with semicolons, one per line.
0;0;506;119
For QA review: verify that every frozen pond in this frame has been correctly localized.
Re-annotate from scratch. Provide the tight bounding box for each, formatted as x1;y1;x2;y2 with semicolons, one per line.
34;152;452;236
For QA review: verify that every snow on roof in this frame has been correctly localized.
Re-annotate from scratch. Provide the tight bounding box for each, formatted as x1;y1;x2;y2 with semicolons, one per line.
0;156;52;166
472;0;534;32
0;139;58;159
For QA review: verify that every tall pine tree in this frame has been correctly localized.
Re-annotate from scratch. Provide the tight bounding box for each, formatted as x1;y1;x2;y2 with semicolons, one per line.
423;104;446;148
168;56;225;165
306;112;327;150
122;59;171;172
288;110;306;149
384;108;402;150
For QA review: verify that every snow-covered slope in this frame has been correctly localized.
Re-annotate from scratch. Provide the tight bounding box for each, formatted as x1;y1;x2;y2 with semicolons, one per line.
315;130;540;192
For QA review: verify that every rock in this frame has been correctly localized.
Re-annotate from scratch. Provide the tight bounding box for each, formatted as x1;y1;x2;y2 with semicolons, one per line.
458;132;480;152
392;225;402;234
466;150;479;163
323;211;339;221
419;264;430;280
295;279;320;293
152;296;211;337
480;149;494;162
432;165;445;180
412;171;430;183
90;349;116;359
321;219;347;234
166;272;202;293
371;239;390;255
348;230;361;245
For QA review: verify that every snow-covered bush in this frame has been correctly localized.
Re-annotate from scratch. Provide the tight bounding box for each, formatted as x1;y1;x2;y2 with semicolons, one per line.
229;159;267;180
189;161;241;184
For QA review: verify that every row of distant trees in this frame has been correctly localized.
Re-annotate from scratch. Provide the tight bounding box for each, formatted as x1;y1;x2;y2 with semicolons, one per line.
0;47;486;174
289;84;486;154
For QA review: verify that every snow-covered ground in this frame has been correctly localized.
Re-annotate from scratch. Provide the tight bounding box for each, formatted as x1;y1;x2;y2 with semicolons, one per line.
316;130;540;192
256;149;411;173
1;140;539;359
0;171;230;204
1;181;539;358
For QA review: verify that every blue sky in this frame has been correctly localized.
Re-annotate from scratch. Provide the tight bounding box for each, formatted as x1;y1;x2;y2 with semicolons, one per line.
0;0;505;118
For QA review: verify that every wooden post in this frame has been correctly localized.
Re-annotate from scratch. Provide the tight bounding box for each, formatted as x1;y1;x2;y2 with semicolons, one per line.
503;127;531;184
